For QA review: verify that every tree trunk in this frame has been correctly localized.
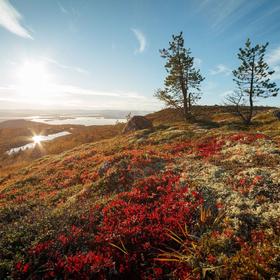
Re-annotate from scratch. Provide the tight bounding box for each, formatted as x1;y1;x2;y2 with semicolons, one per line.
247;95;253;124
180;76;190;121
236;104;247;124
177;50;190;122
183;94;189;121
247;55;255;125
188;93;192;113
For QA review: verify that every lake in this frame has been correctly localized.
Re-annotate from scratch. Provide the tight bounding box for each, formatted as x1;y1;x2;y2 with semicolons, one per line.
27;116;126;126
6;131;71;155
0;116;126;126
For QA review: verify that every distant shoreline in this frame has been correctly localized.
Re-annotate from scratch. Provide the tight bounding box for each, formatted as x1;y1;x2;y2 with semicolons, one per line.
0;116;126;126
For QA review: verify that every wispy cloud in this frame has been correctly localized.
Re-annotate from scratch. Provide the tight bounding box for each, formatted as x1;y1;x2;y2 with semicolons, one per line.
210;64;231;76
194;57;202;68
272;66;280;80
57;1;69;14
0;85;16;91
52;84;145;99
42;57;89;75
211;0;245;29
131;28;147;54
198;0;265;33
57;1;80;33
266;46;280;81
250;5;280;30
267;47;280;66
0;0;32;39
0;83;146;99
0;83;158;110
270;65;280;81
220;90;234;98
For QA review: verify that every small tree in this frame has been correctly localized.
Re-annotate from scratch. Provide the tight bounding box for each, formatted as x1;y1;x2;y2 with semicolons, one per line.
226;38;279;124
155;32;204;121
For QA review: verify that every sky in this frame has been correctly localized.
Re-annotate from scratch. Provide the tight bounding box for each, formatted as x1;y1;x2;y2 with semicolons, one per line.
0;0;280;111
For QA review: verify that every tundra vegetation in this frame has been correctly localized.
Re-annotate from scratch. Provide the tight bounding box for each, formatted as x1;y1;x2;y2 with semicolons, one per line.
0;107;280;279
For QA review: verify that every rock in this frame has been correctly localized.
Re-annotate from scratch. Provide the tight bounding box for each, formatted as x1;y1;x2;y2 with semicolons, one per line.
273;110;280;120
98;161;112;176
123;116;153;133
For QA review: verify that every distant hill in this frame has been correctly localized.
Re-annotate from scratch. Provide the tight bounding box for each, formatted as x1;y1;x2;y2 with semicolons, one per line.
0;119;50;128
146;105;277;123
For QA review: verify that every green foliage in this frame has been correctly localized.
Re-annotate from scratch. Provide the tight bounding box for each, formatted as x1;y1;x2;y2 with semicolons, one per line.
155;32;204;121
227;38;279;124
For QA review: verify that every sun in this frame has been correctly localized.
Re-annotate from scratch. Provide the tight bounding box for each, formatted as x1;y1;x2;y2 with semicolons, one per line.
32;135;43;144
16;60;51;99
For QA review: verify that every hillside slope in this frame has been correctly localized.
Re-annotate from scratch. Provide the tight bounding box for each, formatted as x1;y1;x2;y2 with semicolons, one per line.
0;109;280;279
0;120;124;177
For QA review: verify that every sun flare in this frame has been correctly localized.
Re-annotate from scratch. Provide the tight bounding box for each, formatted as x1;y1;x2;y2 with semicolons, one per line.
16;60;51;99
32;135;43;144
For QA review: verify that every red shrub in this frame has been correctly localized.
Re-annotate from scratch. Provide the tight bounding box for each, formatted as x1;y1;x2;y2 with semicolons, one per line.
14;172;203;279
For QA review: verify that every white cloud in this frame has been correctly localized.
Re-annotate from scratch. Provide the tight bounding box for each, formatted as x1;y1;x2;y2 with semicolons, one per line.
51;84;146;99
210;64;231;76
267;47;280;66
271;66;280;81
42;57;89;75
131;28;147;54
0;83;145;98
0;0;32;39
0;83;159;110
266;47;280;81
0;85;16;91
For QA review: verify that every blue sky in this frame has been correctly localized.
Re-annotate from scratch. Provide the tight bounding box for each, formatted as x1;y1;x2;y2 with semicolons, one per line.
0;0;280;111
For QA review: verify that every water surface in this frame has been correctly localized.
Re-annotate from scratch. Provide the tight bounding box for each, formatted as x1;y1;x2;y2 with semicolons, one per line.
29;116;126;126
7;131;71;155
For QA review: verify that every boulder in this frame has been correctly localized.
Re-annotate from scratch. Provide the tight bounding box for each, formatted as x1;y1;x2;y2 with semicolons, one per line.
123;116;153;133
274;110;280;120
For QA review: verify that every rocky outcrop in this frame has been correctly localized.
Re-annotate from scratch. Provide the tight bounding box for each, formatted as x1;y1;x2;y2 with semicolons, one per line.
123;116;153;133
273;110;280;120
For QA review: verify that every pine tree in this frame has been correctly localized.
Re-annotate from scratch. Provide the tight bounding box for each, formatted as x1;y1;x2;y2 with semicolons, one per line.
155;32;204;121
227;38;279;124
